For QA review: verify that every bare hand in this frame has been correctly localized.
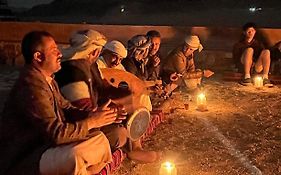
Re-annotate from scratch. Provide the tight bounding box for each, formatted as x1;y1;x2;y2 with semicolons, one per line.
153;84;165;96
99;99;113;111
170;72;182;82
87;100;118;129
115;105;127;123
114;115;127;123
203;70;214;78
153;56;160;67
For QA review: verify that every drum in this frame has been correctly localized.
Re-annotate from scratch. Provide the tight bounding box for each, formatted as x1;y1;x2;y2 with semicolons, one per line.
101;68;152;113
125;107;150;141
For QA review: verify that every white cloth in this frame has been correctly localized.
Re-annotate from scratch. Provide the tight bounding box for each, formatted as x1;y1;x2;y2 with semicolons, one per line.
104;40;127;58
184;35;203;52
39;131;112;175
96;56;126;79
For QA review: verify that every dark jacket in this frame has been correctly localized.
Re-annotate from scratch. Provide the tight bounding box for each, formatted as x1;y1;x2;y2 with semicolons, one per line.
55;58;125;110
55;59;102;111
146;53;161;81
233;39;264;72
122;56;148;81
0;65;90;175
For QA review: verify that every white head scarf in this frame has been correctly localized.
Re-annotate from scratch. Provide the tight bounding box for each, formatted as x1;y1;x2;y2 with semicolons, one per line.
184;35;203;52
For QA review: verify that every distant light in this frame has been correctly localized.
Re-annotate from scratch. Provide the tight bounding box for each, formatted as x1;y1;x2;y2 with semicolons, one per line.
249;6;262;12
120;5;125;13
249;7;255;12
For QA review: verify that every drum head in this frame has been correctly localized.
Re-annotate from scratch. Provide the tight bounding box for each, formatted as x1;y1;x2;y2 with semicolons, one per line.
126;107;150;141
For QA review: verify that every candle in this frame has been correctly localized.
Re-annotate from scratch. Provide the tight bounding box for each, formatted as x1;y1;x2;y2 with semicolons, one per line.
159;161;177;175
254;76;263;88
197;93;207;111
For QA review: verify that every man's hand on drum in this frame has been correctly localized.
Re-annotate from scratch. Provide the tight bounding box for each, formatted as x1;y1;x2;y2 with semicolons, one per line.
86;99;118;129
115;105;128;123
100;99;127;124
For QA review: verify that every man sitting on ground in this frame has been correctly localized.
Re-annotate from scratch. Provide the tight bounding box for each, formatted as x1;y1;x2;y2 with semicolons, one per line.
122;35;151;81
0;31;115;175
55;30;128;153
146;30;162;81
233;22;272;86
161;35;214;90
96;40;127;73
56;29;161;163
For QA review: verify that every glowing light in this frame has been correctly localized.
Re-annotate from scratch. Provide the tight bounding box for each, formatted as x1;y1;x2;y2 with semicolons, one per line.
254;76;263;88
159;161;177;175
120;5;125;13
249;7;262;12
249;7;256;12
197;93;207;112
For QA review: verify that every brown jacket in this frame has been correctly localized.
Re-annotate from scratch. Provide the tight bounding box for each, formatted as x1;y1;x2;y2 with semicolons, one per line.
161;45;202;83
0;65;90;175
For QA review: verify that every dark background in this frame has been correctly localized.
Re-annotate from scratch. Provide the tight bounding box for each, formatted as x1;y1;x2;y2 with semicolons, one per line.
3;0;281;27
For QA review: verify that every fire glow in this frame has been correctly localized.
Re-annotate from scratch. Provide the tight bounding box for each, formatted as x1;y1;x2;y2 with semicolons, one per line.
254;76;263;88
197;93;207;112
159;161;177;175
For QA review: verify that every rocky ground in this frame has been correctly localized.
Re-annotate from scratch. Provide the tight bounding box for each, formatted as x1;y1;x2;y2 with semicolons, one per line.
0;66;281;175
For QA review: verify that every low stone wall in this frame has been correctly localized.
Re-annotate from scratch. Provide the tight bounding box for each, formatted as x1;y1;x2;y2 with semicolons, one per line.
0;22;280;71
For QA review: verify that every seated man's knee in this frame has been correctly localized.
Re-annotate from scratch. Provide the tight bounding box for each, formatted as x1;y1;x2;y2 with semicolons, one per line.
117;127;128;148
104;126;127;149
254;65;263;73
261;49;271;58
72;131;110;157
241;48;254;63
244;47;254;55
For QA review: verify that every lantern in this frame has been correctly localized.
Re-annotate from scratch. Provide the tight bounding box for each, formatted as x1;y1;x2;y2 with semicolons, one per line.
159;161;177;175
254;76;263;88
197;93;207;111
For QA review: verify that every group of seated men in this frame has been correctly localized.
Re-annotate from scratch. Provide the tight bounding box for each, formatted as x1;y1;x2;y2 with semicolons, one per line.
0;22;280;175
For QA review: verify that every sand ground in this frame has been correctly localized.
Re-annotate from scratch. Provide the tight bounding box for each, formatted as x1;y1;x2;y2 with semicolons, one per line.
1;66;281;175
114;77;281;175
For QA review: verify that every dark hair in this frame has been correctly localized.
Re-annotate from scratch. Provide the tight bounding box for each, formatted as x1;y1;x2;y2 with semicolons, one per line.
146;30;161;38
21;31;53;64
242;22;257;31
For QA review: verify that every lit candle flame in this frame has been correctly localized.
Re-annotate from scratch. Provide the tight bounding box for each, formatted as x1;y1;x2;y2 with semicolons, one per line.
198;93;205;102
197;93;207;111
164;162;173;172
254;76;263;88
160;161;177;175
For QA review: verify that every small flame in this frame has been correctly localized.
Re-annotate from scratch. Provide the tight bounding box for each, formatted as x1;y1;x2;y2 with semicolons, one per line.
198;93;205;99
164;161;173;171
160;161;177;175
256;77;262;81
